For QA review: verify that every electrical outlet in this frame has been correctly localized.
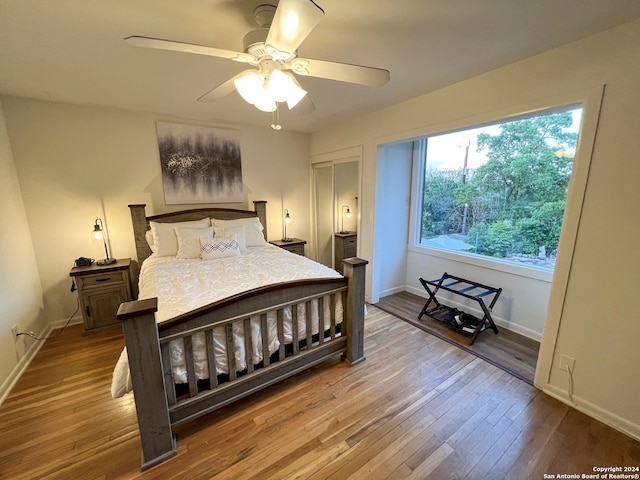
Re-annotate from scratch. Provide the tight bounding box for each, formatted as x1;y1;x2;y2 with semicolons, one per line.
11;324;19;342
559;354;575;372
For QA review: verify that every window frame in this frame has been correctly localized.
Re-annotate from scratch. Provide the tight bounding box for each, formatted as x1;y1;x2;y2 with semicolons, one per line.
372;85;604;387
408;104;583;283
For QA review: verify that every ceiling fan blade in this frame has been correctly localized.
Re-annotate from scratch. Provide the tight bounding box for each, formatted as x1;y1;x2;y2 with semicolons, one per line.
294;95;316;114
289;57;390;87
125;36;256;64
197;76;238;103
265;0;324;60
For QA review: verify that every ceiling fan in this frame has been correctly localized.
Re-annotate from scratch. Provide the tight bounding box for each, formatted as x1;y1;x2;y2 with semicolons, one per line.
125;0;390;115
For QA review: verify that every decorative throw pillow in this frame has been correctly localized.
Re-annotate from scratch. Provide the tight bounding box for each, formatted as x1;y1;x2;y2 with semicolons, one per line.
200;235;241;260
213;225;247;252
150;218;211;257
211;217;266;246
175;226;214;259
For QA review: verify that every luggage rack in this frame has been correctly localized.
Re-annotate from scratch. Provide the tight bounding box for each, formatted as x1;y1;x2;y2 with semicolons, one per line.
418;272;502;345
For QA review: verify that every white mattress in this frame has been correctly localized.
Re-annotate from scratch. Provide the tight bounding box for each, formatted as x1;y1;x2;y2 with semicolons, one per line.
111;244;343;398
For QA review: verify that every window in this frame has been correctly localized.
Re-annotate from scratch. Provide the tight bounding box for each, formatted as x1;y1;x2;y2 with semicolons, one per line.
417;106;582;272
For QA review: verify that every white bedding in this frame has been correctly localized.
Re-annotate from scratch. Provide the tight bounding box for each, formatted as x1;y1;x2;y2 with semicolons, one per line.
111;244;343;398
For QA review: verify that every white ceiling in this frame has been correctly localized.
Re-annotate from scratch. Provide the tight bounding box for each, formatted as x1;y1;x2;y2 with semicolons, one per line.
2;0;640;133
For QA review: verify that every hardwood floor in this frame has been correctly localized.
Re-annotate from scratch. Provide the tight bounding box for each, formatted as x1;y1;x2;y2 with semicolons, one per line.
376;291;540;384
1;307;637;479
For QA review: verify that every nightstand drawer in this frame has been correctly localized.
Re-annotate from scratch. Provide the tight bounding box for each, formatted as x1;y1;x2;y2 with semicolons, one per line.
77;270;128;289
343;236;357;248
282;244;305;255
269;238;307;256
343;246;357;258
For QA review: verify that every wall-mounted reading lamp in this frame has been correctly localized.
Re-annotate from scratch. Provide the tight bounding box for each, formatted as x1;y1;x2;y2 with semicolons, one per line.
92;218;116;265
340;205;351;234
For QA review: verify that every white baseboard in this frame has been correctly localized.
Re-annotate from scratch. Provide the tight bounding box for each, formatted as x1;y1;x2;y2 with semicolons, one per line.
404;285;426;297
401;285;639;442
543;383;640;442
378;285;407;298
0;315;83;406
404;285;542;341
0;323;52;405
51;314;84;330
492;317;541;342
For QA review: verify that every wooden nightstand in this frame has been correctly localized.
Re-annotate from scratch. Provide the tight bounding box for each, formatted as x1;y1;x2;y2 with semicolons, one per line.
334;232;357;274
69;258;133;334
269;238;307;256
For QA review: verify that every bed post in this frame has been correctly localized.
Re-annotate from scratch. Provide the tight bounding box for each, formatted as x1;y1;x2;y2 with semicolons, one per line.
341;257;368;365
253;200;267;240
116;298;177;470
129;204;152;264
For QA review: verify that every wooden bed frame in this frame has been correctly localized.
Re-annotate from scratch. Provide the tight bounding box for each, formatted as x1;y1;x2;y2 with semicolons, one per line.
117;201;367;470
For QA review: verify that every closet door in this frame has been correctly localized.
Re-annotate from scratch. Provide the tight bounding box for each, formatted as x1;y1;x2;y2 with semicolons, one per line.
312;158;360;269
314;163;334;268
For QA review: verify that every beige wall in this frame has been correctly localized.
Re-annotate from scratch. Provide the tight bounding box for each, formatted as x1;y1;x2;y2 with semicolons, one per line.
311;19;640;439
0;100;47;400
1;16;638;441
2;99;311;328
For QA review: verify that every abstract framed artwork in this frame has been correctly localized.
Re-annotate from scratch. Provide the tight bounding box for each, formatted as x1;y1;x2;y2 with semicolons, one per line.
156;122;243;204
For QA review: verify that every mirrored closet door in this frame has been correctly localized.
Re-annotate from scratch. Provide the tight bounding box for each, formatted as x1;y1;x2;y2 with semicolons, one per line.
314;163;334;268
312;154;360;270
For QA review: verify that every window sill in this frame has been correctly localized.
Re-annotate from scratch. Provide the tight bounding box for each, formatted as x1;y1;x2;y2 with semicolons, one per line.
407;244;554;282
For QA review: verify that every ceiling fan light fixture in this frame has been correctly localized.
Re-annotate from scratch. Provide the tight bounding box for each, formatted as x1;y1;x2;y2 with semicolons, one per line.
285;91;306;110
235;73;274;111
265;69;291;102
235;70;276;111
268;69;306;103
284;76;307;109
235;67;306;112
266;69;307;109
234;70;264;105
254;96;277;113
248;76;277;112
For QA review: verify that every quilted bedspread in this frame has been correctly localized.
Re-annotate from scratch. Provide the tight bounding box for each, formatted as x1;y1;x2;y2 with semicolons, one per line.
111;244;343;397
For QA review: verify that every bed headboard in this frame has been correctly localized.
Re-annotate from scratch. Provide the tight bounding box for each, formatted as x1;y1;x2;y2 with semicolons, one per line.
128;201;267;266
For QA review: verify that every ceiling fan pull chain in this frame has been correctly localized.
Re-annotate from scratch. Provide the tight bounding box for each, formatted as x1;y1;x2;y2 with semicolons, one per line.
271;104;282;131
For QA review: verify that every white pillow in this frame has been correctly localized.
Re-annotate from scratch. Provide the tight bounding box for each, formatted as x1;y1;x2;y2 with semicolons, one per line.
150;218;211;257
244;223;268;247
213;225;247;252
211;216;263;230
211;217;266;247
175;226;214;259
200;235;241;260
145;230;157;253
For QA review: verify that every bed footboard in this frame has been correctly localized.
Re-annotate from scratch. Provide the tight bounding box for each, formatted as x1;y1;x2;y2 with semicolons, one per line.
117;298;176;470
117;258;367;470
